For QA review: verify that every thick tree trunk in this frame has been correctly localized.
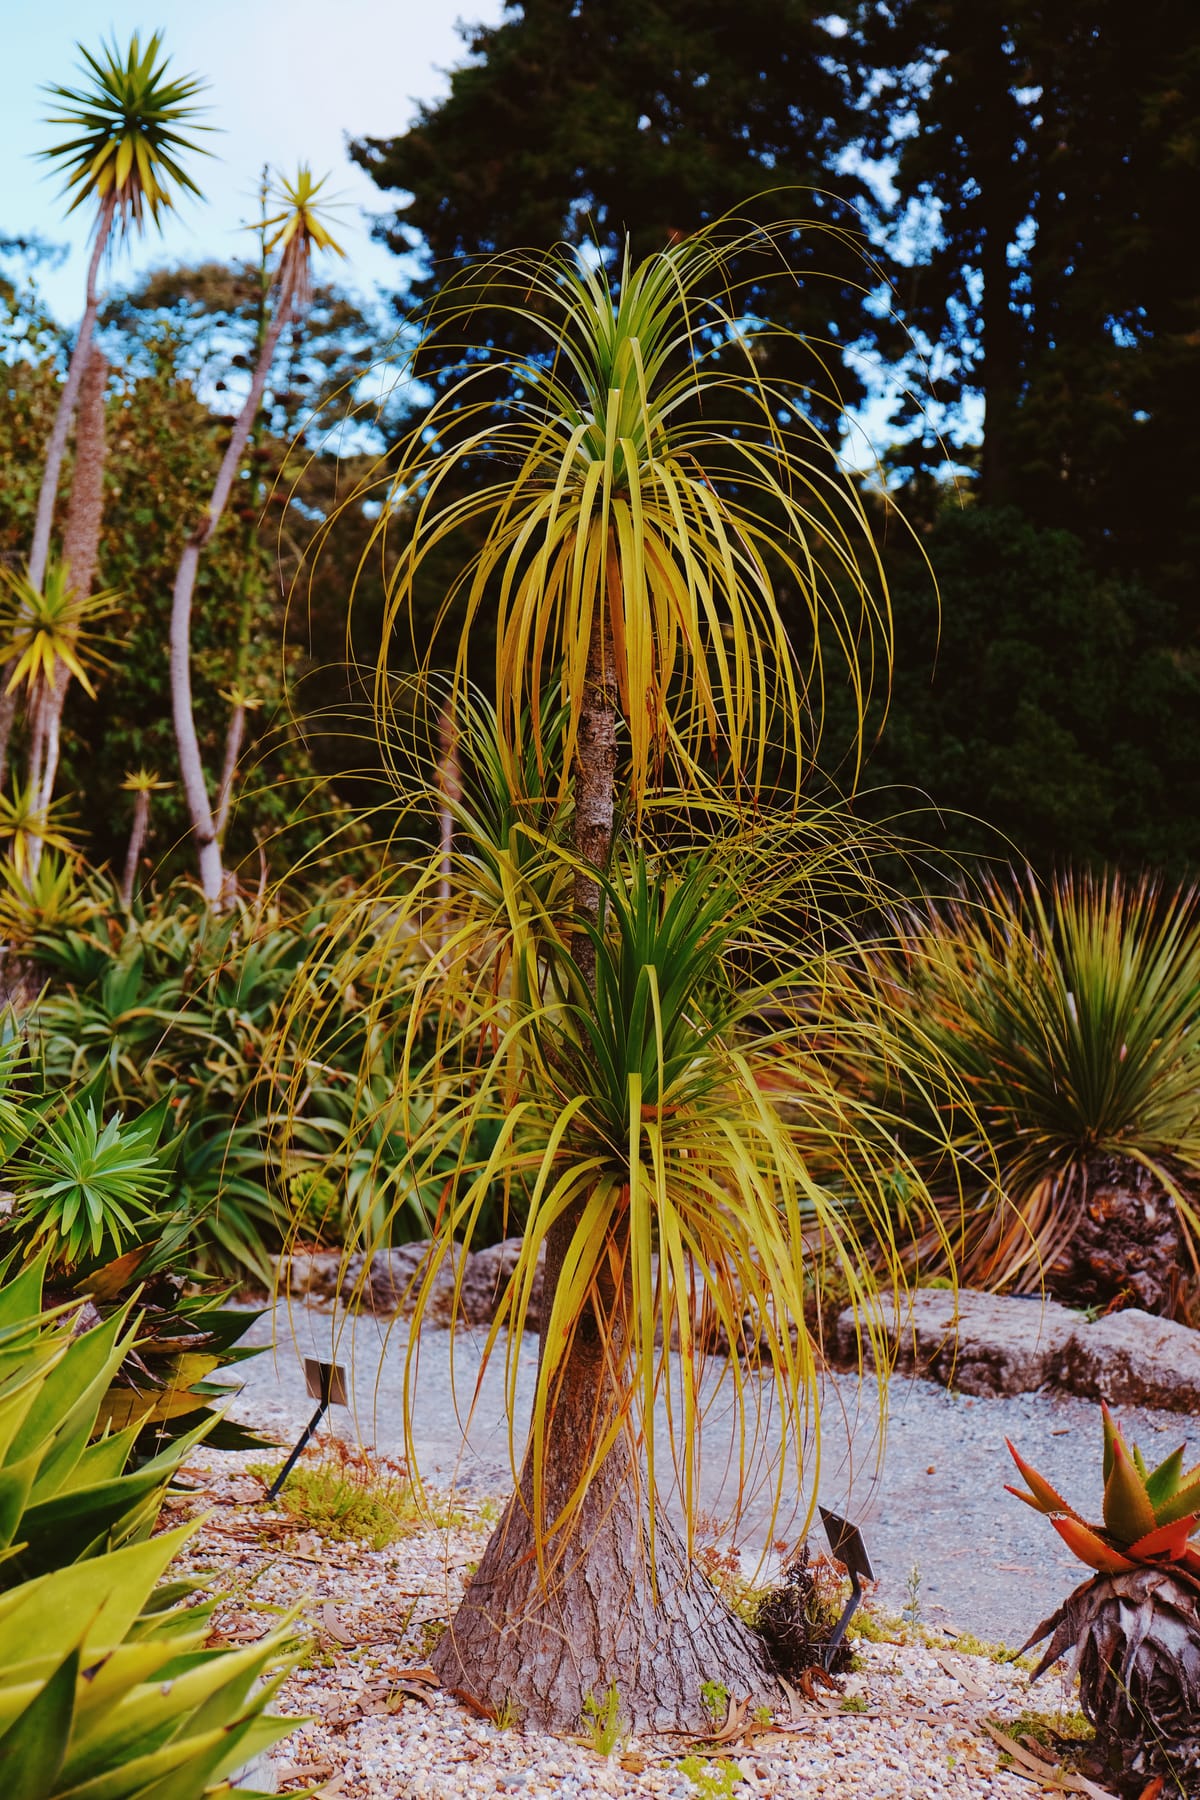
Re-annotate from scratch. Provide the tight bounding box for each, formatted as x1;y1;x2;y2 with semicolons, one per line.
1045;1154;1188;1317
170;277;295;906
432;595;775;1730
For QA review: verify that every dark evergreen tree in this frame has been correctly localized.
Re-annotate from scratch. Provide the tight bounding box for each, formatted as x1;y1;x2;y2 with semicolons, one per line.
351;0;898;422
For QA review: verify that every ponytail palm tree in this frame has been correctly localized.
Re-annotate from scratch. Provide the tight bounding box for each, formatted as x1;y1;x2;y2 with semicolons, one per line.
170;165;344;906
307;222;937;1730
31;33;209;595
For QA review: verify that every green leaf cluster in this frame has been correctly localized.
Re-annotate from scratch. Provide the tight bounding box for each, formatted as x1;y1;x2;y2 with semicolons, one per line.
0;1260;304;1799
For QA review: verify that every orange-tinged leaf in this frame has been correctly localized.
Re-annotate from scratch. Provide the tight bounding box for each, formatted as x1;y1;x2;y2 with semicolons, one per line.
1128;1515;1198;1562
1005;1439;1081;1518
1051;1514;1138;1575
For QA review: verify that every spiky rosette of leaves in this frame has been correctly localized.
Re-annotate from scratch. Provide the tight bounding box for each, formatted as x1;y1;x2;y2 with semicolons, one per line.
1007;1401;1200;1577
40;32;210;239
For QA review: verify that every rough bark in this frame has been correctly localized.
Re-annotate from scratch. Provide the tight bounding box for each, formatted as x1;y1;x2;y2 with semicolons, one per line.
1045;1153;1188;1318
169;273;296;906
432;592;775;1731
28;196;115;595
27;348;110;877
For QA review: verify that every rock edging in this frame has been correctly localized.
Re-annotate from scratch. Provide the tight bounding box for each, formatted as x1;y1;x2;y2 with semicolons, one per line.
835;1286;1200;1413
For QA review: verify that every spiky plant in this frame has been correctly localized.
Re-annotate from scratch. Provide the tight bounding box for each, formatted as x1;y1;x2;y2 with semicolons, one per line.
29;33;209;594
118;766;170;907
846;871;1200;1312
1010;1404;1200;1795
280;216;951;1733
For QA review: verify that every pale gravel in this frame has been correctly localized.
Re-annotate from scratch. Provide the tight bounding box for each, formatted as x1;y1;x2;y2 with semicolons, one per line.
226;1298;1200;1644
172;1443;1083;1800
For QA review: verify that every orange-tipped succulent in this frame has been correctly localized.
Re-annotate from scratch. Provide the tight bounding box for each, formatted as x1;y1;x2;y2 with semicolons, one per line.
1007;1402;1200;1578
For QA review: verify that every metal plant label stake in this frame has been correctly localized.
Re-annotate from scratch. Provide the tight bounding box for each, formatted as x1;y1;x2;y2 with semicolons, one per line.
819;1505;875;1669
265;1358;349;1502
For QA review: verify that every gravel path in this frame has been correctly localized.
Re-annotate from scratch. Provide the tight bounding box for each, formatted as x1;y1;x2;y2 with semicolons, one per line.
178;1444;1084;1800
226;1299;1200;1650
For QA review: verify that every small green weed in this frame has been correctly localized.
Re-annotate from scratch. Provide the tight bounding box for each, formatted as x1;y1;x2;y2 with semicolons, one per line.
492;1693;521;1731
700;1677;729;1723
249;1449;422;1548
250;1443;466;1546
903;1564;923;1635
581;1682;625;1755
840;1693;868;1713
676;1753;742;1798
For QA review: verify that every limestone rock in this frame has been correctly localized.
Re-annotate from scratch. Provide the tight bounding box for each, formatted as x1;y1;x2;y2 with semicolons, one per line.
339;1241;466;1324
275;1249;344;1301
836;1287;1081;1397
456;1237;545;1331
1061;1307;1200;1412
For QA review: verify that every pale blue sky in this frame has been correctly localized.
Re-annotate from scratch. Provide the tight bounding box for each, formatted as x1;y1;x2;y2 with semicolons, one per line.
2;0;506;322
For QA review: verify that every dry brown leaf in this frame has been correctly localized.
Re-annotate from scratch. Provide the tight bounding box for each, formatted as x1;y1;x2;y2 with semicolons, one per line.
320;1602;356;1646
618;1753;648;1773
933;1651;990;1698
394;1664;439;1685
981;1722;1111;1797
447;1684;499;1721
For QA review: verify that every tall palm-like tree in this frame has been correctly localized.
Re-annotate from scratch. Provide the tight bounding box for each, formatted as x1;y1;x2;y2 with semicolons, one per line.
31;33;209;595
169;165;344;906
287;222;944;1731
0;36;209;797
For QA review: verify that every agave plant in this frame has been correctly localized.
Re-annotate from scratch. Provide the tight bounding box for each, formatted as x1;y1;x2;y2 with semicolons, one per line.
1010;1404;1200;1794
848;871;1200;1313
0;1259;303;1798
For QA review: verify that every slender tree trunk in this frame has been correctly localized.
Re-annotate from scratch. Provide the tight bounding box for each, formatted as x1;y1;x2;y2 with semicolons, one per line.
120;789;151;909
432;594;774;1730
170;277;295;906
26;348;110;878
214;699;245;842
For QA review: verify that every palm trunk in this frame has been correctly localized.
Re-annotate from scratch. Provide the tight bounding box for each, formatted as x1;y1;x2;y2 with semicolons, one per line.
119;789;151;908
29;197;115;595
27;348;110;879
170;276;295;906
0;199;114;793
432;598;773;1730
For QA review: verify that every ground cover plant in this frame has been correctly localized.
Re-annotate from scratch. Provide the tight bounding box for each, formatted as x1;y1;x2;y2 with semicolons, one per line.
276;217;974;1733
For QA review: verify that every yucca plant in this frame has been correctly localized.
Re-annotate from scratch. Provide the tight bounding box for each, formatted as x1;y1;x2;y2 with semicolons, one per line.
12;1096;170;1268
290;220;947;1731
1011;1404;1200;1794
27;34;209;598
847;871;1200;1313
